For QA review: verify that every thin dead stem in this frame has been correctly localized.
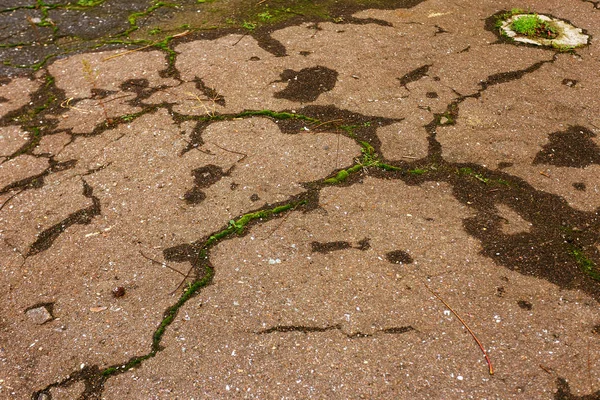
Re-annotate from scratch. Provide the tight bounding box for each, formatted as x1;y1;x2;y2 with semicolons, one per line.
139;250;196;295
139;250;187;277
209;142;248;162
425;283;494;375
0;188;24;212
81;59;111;123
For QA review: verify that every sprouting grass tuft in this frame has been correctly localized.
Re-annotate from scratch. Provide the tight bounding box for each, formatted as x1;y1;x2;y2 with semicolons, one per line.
511;14;557;38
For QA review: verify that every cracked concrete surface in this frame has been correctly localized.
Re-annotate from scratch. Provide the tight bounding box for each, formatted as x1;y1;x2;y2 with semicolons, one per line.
1;0;600;399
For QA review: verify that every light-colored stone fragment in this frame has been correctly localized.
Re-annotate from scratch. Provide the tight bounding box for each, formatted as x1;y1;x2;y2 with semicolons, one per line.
26;306;52;325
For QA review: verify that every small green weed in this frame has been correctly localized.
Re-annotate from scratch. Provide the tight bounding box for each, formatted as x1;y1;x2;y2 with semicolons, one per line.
571;248;600;281
258;12;273;21
511;14;557;38
242;21;256;31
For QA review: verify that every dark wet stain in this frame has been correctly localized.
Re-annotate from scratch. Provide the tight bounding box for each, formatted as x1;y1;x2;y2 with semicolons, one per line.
344;16;393;27
274;66;338;103
32;365;106;400
382;326;414;334
573;182;587;191
311;240;352;253
120;78;155;101
554;377;600;399
181;120;211;156
356;237;371;251
258;324;415;338
27;180;101;257
398;64;431;90
253;29;288;56
258;324;341;334
533;126;600;168
0;159;77;195
311;237;371;253
90;88;117;100
562;78;578;87
194;77;225;107
250;193;260;202
385;250;414;264
276;105;402;152
482;60;551;89
184;164;227;204
497;162;513;169
434;25;449;35
517;300;533;310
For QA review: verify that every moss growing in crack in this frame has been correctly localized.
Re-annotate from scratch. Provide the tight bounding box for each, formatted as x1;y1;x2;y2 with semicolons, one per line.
76;0;106;7
324;141;395;184
458;167;511;186
102;200;303;378
125;1;177;35
409;168;428;175
571;248;600;281
235;109;319;123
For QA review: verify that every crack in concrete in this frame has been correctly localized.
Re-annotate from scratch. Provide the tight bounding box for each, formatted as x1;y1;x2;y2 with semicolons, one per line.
256;324;415;338
25;178;100;257
12;10;599;400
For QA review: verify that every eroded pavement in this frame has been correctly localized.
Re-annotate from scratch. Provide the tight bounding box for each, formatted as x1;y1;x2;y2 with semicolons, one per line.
1;0;600;399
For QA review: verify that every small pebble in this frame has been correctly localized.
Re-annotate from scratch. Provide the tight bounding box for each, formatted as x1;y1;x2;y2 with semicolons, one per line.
112;286;126;298
26;306;53;325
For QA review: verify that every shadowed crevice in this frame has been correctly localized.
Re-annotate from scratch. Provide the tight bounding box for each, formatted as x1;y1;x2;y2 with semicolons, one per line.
257;324;415;338
26;179;101;257
398;64;432;90
554;377;600;399
194;77;225;107
0;159;77;194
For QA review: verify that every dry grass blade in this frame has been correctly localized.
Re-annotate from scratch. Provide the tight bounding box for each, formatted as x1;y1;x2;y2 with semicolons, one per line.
425;283;495;375
139;250;187;277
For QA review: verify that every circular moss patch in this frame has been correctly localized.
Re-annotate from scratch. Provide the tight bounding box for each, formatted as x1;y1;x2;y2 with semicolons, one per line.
499;13;589;49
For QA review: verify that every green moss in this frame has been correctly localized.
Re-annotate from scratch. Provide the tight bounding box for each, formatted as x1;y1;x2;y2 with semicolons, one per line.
409;168;428;175
571;248;600;281
126;1;176;35
235;110;319;123
457;167;511;186
76;0;105;6
101;200;303;378
511;14;556;38
242;21;257;31
378;163;402;171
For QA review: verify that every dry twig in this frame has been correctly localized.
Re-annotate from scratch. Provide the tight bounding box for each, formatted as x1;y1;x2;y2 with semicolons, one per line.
425;283;494;375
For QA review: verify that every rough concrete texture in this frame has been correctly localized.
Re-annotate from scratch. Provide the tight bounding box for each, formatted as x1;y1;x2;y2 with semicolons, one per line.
1;0;599;399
